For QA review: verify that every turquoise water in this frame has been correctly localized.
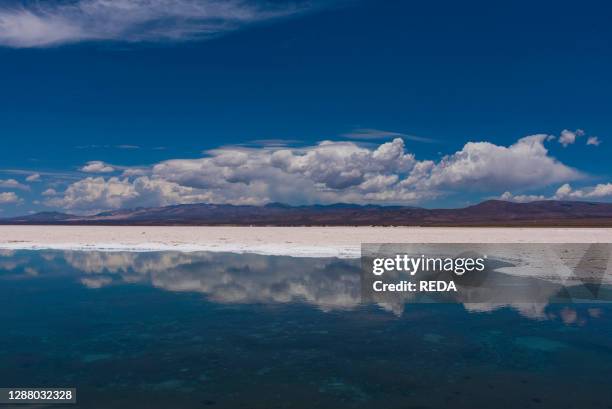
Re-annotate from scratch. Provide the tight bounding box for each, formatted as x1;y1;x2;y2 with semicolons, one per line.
0;250;611;408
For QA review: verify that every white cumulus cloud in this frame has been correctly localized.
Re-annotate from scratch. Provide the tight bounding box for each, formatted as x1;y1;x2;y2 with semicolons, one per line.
0;178;29;190
501;181;612;203
42;188;58;197
0;192;21;204
80;161;116;173
558;129;585;147
587;136;601;146
425;134;582;190
554;183;612;200
45;176;214;211
499;191;547;203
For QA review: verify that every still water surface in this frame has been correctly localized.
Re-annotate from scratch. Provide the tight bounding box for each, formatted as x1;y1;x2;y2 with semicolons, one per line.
0;250;611;408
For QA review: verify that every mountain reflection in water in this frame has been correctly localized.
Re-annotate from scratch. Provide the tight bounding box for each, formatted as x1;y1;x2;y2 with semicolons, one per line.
0;250;611;409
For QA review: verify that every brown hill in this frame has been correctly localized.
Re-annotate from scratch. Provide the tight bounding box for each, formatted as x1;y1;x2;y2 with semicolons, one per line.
3;200;612;226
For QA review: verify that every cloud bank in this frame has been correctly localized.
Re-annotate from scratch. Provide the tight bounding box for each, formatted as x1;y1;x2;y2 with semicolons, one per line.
0;0;309;48
501;183;612;203
45;133;588;212
554;183;612;200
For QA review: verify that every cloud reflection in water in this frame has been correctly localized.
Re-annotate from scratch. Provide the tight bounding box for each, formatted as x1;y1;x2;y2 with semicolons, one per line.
0;249;608;323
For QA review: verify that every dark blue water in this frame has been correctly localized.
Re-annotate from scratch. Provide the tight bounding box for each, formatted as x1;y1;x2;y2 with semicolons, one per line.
1;250;611;408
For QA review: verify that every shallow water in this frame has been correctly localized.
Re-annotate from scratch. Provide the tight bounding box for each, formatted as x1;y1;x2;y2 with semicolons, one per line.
0;250;611;408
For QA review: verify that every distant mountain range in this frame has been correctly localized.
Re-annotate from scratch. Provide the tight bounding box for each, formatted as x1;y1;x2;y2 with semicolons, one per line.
3;200;612;226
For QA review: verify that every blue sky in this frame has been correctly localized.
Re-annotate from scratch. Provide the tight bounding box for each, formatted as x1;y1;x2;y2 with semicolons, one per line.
0;0;611;216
